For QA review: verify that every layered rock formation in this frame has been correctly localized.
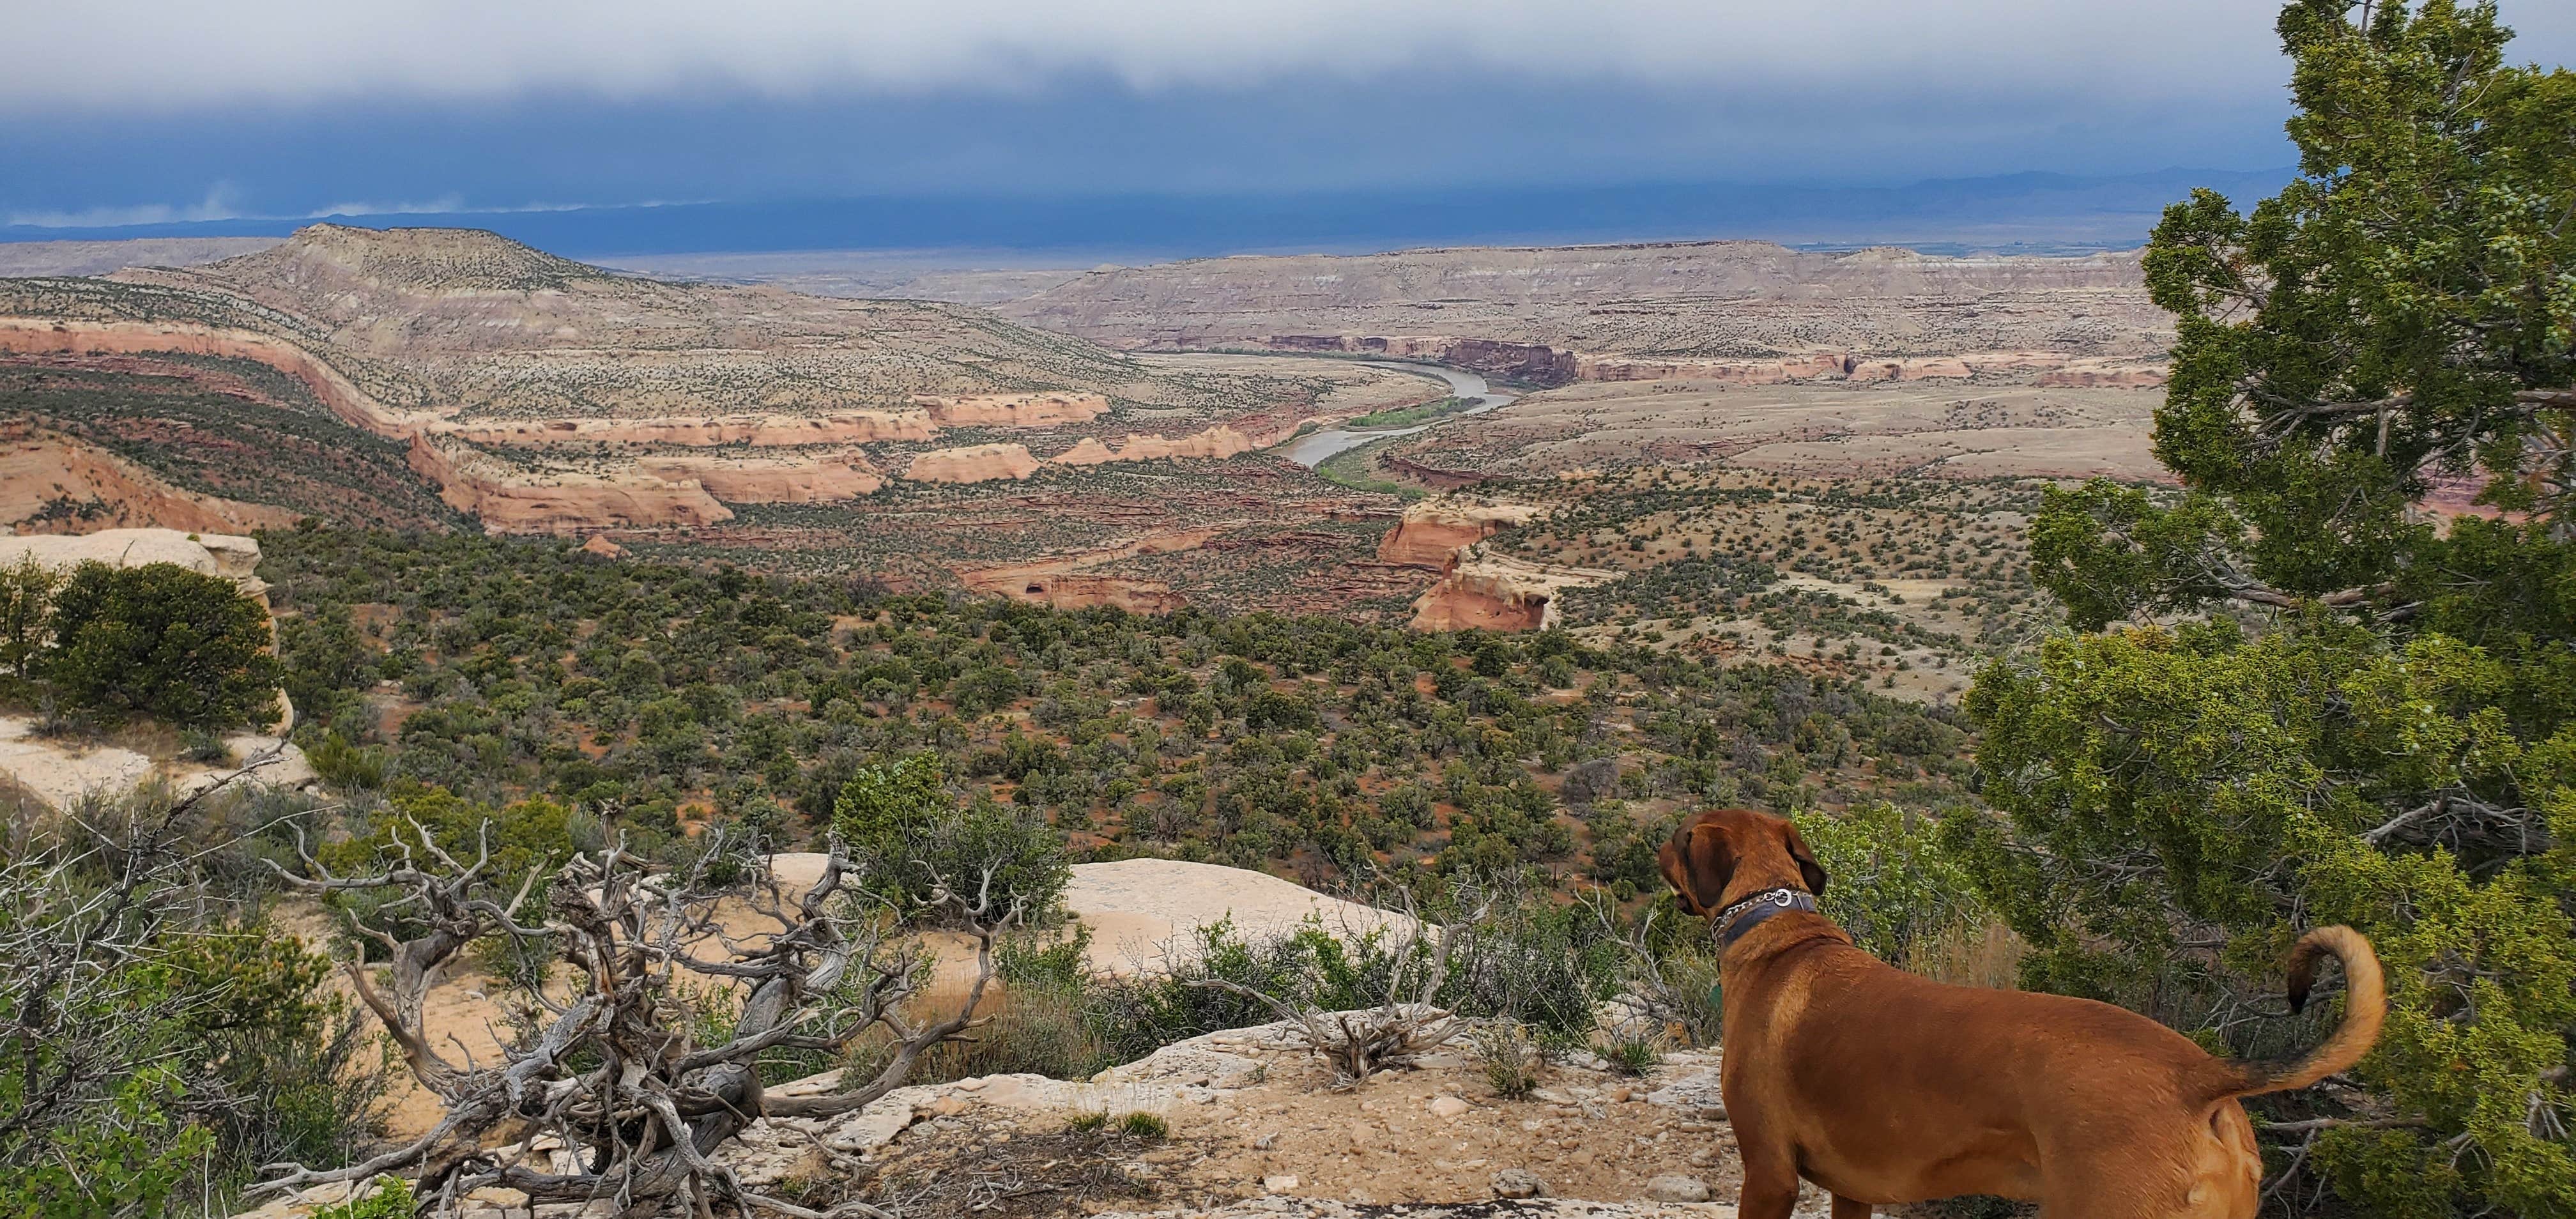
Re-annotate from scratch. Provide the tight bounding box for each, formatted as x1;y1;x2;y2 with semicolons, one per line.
1377;500;1542;568
636;452;884;502
904;442;1045;484
1410;549;1612;632
0;226;1363;535
407;437;734;533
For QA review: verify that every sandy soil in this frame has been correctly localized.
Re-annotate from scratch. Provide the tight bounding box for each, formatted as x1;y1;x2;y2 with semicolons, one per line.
313;856;1421;1138
1059;857;1418;975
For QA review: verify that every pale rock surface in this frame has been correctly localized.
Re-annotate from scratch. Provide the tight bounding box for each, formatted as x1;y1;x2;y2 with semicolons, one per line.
0;716;154;808
1646;1066;1729;1114
1648;1174;1716;1202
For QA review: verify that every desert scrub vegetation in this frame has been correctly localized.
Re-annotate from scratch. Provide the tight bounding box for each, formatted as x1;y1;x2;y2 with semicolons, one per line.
256;525;1977;903
0;553;284;731
0;776;392;1219
1952;4;2576;1211
0;355;469;531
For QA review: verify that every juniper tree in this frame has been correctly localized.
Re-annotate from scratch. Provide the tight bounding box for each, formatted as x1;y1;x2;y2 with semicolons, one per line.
1961;3;2575;1213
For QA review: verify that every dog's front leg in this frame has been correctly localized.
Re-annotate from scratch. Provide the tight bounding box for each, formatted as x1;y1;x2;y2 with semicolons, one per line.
1831;1193;1873;1218
1735;1152;1804;1219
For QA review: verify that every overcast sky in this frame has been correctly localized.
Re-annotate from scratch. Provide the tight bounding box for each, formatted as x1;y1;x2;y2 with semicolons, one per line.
4;0;2571;231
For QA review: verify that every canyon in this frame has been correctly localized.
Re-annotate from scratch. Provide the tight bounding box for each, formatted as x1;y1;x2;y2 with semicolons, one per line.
3;226;2174;636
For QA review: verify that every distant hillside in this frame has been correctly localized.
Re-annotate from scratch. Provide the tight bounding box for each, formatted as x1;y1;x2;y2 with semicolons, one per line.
999;239;2168;387
0;236;280;278
72;224;1282;422
0;225;1439;603
0;352;468;532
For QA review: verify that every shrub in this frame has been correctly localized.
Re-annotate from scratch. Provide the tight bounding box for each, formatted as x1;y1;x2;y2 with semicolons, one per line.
1791;802;1982;968
834;753;1070;921
1473;1019;1540;1100
45;561;282;729
1;802;387;1218
1597;1027;1666;1077
310;1177;415;1219
1117;1111;1170;1141
0;553;57;681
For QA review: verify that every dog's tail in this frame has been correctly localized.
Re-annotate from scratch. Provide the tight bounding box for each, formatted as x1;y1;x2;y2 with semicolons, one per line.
2202;926;2385;1101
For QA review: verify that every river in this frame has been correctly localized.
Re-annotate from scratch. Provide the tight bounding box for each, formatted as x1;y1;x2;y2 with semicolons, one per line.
1278;362;1519;468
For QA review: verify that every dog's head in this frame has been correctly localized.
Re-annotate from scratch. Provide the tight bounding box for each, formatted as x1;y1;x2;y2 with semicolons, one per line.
1656;808;1828;919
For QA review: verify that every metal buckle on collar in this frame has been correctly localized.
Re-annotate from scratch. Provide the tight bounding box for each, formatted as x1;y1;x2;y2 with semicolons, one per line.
1713;887;1816;950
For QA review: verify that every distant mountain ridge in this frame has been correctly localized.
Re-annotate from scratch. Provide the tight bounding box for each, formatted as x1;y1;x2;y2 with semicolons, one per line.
0;167;2297;261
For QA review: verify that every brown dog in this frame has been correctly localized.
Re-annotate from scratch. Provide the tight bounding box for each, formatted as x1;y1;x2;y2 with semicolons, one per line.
1657;808;2383;1219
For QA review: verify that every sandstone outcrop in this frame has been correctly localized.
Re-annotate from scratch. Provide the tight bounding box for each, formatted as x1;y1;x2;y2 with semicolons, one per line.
442;411;937;447
923;390;1110;427
1050;425;1262;466
408;437;734;533
636;452;884;502
0;226;1369;543
962;571;1187;613
0;526;272;606
1377;500;1542;568
1410;549;1611;632
0;423;300;535
0;318;438;436
904;442;1045;484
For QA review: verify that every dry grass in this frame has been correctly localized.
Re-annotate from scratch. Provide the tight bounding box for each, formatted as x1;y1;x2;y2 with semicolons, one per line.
1904;917;2027;991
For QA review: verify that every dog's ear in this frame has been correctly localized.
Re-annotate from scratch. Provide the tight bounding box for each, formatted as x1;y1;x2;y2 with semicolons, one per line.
1656;829;1703;916
1666;820;1737;915
1781;821;1828;898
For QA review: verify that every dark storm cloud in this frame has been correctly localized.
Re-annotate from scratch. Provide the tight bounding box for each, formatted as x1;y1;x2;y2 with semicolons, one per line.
2;1;2566;232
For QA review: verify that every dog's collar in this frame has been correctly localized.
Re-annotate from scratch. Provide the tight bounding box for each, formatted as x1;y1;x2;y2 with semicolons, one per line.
1713;887;1818;949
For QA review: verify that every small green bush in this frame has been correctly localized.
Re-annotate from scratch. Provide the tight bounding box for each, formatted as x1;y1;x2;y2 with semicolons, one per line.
1116;1111;1170;1142
1597;1029;1666;1077
45;560;283;729
311;1176;415;1219
834;753;1070;920
1474;1019;1540;1100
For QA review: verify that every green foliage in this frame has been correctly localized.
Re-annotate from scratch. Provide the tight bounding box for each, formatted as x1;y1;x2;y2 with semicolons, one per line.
1791;802;1982;967
0;1068;212;1219
1974;8;2576;1212
255;525;1972;896
834;756;1070;920
1597;1027;1666;1077
309;1176;416;1219
44;560;283;728
0;553;57;682
2;805;387;1218
832;750;948;903
1966;625;2576;1213
1116;1110;1170;1141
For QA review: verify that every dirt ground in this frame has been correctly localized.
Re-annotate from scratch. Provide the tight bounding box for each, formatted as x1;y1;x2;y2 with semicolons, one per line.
746;1021;1804;1219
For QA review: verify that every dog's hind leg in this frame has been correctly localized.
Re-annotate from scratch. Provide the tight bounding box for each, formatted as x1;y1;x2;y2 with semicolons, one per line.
1831;1193;1872;1218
